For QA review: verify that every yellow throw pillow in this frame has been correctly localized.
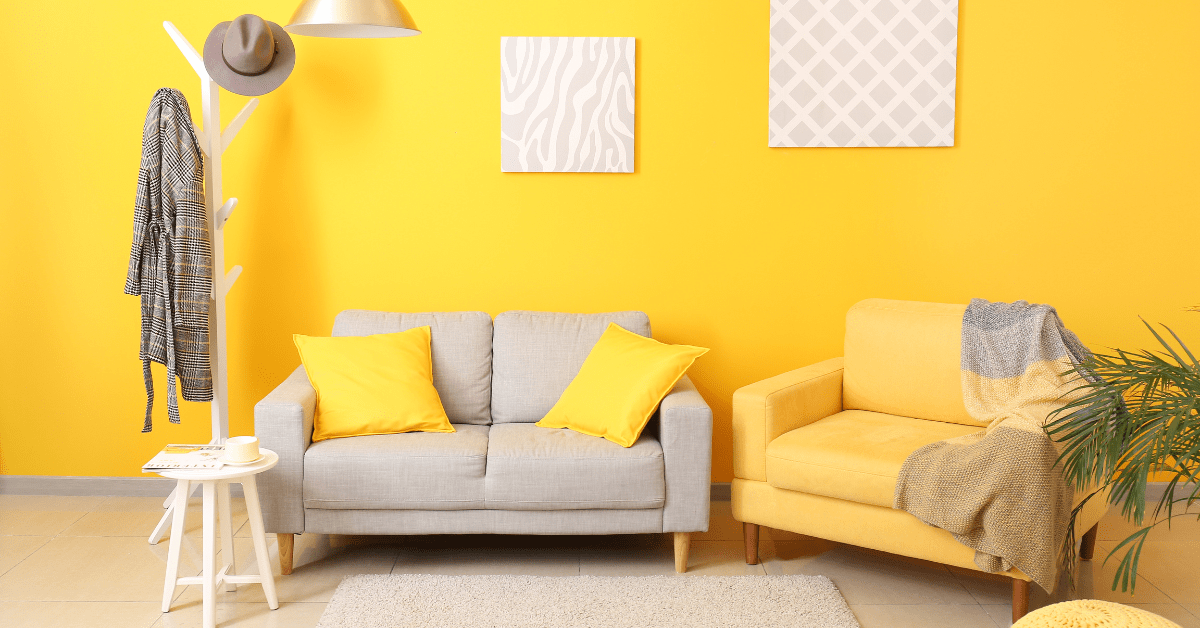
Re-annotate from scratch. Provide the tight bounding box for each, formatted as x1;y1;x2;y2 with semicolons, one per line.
294;326;455;442
537;323;708;447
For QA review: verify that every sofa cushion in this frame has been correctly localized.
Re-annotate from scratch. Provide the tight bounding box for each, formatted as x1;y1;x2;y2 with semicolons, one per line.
332;310;493;425
765;410;981;508
303;424;488;510
294;327;455;442
485;423;665;510
843;299;981;427
491;311;651;423
537;324;708;447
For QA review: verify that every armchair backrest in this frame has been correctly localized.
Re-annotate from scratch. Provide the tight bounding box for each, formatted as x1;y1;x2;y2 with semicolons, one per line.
491;311;651;423
332;310;494;425
843;299;984;427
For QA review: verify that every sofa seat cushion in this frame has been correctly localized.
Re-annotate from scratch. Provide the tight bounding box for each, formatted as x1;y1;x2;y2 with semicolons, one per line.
304;424;488;510
765;410;981;508
485;423;665;510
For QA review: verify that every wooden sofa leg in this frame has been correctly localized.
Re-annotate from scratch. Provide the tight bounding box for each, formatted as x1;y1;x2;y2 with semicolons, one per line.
278;533;294;575
1012;579;1030;623
744;523;760;565
1080;523;1099;561
674;532;691;573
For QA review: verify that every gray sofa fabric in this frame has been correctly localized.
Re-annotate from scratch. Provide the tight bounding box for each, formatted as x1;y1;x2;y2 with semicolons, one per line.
491;311;651;424
254;309;711;538
484;423;665;510
659;375;714;532
303;425;489;511
304;507;664;536
253;365;315;534
332;310;493;425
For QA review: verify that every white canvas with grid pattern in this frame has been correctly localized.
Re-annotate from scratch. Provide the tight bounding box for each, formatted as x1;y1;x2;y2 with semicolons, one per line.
769;0;958;147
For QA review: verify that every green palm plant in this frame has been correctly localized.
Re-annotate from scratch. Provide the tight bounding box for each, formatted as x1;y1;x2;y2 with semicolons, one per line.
1047;309;1200;593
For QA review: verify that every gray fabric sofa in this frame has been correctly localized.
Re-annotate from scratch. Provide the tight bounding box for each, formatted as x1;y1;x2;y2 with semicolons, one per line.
254;310;714;574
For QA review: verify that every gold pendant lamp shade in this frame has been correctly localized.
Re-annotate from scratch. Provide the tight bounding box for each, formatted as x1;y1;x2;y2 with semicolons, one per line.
285;0;420;38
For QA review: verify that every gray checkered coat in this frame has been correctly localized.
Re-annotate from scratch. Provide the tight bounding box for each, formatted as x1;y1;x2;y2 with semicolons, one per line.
124;88;213;432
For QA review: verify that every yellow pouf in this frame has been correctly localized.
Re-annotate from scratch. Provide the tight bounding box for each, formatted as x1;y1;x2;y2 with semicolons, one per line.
1013;600;1181;628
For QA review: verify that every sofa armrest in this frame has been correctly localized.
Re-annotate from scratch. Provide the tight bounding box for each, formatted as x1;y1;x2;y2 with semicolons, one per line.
253;365;315;534
732;358;843;482
659;375;713;533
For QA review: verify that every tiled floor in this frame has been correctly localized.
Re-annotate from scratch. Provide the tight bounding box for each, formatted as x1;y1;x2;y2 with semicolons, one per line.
1;495;1198;628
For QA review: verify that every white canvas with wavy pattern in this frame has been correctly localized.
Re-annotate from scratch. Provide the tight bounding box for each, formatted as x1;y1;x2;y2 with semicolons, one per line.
501;37;636;173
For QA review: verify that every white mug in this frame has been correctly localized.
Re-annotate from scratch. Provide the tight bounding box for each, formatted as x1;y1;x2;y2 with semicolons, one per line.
225;436;260;462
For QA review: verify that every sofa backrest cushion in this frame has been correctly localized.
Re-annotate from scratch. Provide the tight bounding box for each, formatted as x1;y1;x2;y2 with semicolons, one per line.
842;299;982;427
491;311;652;423
332;310;493;425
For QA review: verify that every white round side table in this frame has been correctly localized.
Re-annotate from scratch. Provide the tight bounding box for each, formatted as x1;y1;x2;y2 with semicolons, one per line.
156;449;280;628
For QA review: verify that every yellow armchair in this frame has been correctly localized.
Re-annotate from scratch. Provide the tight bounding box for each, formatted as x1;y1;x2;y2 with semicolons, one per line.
731;299;1107;623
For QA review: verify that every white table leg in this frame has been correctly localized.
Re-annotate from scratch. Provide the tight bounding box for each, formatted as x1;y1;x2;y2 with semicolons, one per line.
202;481;217;628
151;481;199;545
149;504;172;546
162;479;190;612
241;475;279;610
217;480;236;592
149;493;175;545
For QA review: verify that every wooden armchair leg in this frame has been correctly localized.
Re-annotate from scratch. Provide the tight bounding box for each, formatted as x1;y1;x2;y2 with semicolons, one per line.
674;533;691;573
744;523;760;565
278;533;294;575
1012;578;1030;623
1080;523;1099;561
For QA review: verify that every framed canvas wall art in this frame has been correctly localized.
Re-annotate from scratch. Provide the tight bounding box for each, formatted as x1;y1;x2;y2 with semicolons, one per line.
501;36;636;172
769;0;959;147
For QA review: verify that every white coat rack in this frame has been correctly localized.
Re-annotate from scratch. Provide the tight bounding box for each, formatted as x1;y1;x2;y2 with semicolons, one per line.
149;20;256;545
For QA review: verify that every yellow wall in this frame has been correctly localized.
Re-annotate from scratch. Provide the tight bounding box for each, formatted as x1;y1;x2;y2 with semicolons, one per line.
1;1;1197;479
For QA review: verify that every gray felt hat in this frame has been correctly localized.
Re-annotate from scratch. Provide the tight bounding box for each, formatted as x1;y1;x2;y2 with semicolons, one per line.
203;15;295;97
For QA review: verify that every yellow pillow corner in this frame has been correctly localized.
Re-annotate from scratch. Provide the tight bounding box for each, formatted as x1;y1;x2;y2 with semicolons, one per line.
293;326;454;442
537;323;708;447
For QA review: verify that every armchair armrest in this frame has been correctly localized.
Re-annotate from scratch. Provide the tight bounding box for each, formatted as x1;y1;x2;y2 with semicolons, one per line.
659;375;713;533
732;358;843;482
254;365;315;534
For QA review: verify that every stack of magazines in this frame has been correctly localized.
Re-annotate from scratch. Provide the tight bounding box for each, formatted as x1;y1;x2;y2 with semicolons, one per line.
142;444;226;471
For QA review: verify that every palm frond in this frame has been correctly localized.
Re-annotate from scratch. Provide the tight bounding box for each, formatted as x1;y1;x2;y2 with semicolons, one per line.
1047;320;1200;592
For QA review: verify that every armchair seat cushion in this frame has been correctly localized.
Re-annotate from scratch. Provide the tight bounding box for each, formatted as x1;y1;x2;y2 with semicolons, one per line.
304;424;489;510
485;423;665;510
765;410;981;508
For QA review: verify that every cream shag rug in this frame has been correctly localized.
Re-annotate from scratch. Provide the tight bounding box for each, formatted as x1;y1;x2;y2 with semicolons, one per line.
317;574;859;628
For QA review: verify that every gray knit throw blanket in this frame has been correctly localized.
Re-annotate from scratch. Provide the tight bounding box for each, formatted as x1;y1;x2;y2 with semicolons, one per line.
894;299;1090;592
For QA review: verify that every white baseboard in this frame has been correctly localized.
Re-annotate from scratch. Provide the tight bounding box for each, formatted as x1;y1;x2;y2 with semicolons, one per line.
4;476;1183;505
0;475;243;497
0;475;724;502
1144;482;1195;503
